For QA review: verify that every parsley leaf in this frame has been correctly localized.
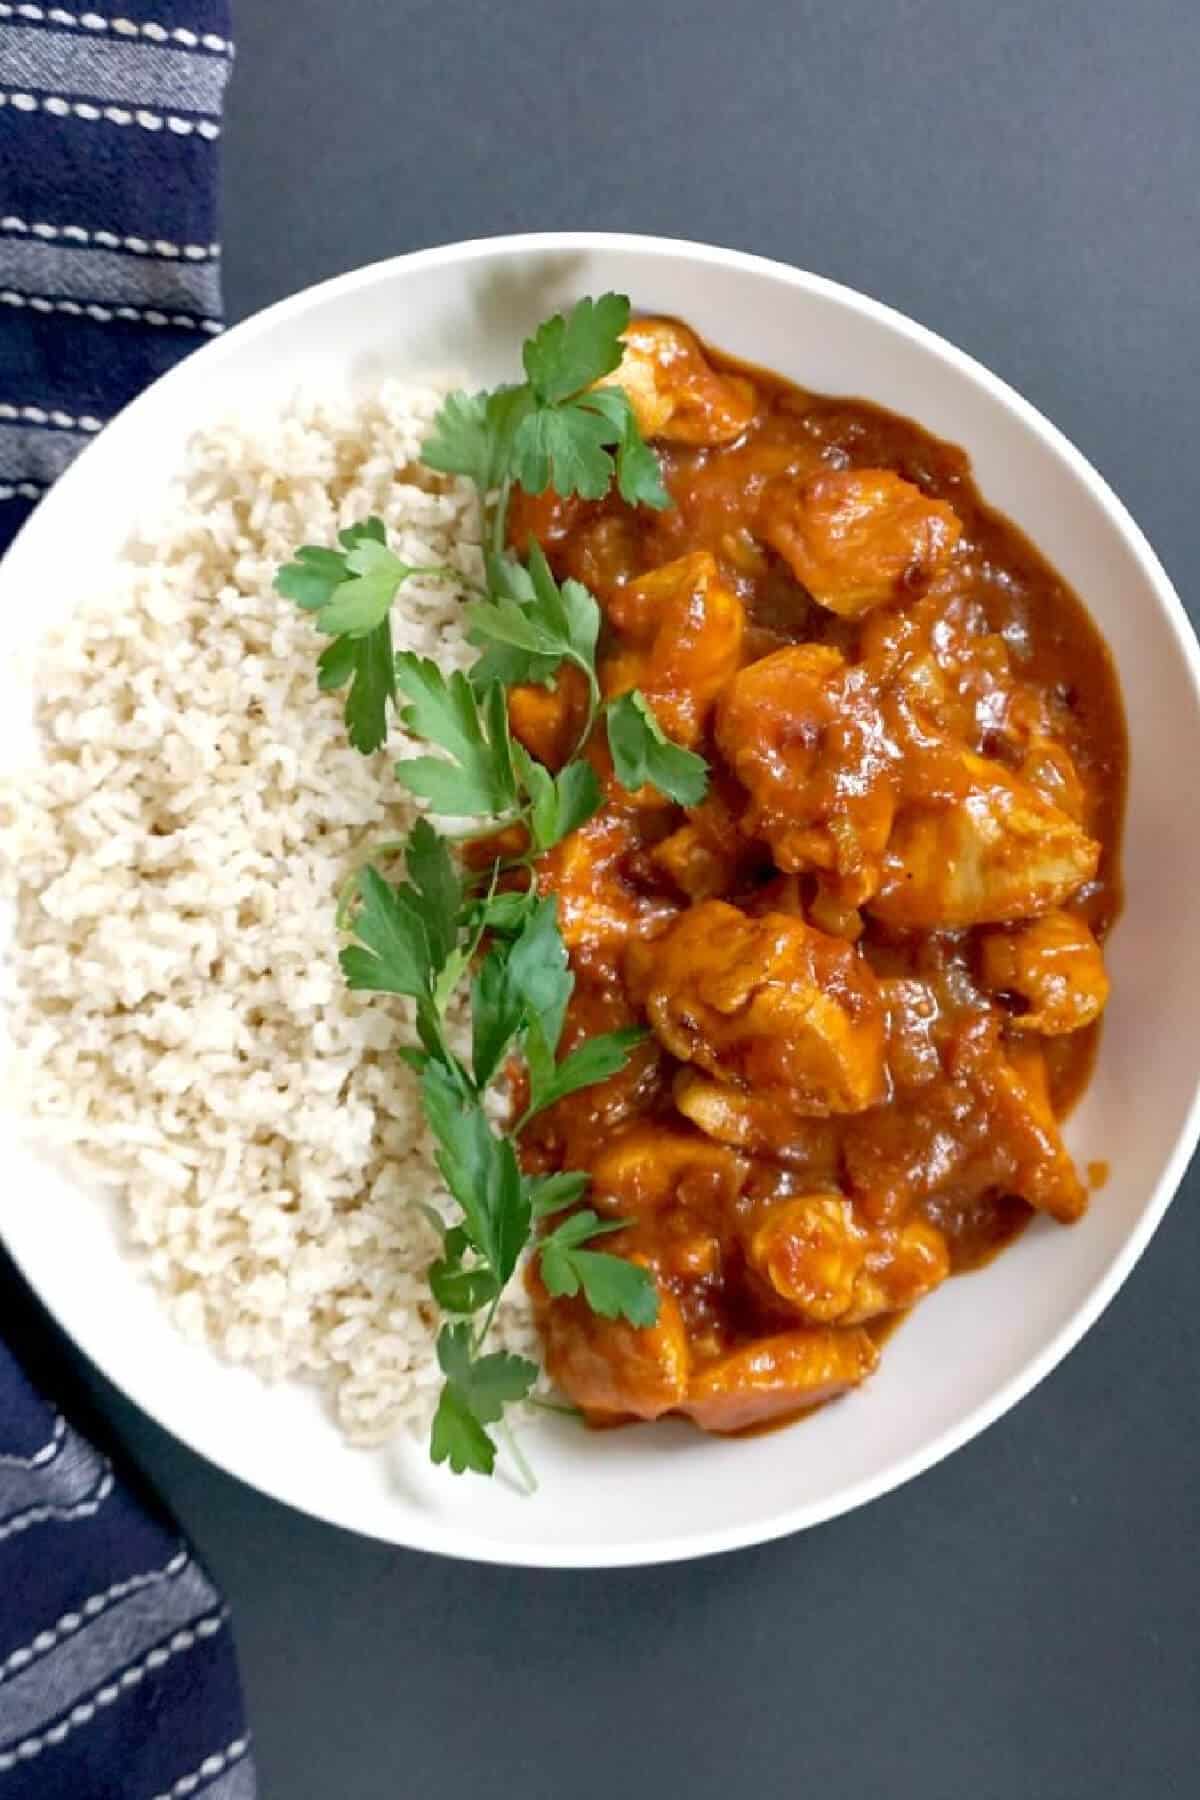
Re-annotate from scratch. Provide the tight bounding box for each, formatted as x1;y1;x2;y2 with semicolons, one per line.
525;1027;647;1118
437;1321;538;1415
316;633;358;691
524;1170;591;1219
338;821;465;1019
339;517;388;551
470;943;527;1090
540;1207;627;1249
539;1213;661;1326
606;689;709;806
462;888;536;936
393;657;520;816
421;391;492;490
421;1063;530;1284
521;293;629;404
274;543;348;612
518;749;602;853
510;392;669;509
430;1381;497;1476
527;543;601;670
465;556;560;691
315;580;393;638
278;519;466;756
522;1015;558;1115
422;387;534;494
430;1324;538;1477
314;620;397;754
429;1226;501;1316
577;387;672;511
453;294;670;511
473;884;624;1093
505;896;574;1054
339;865;432;999
511;402;619;503
277;521;420;638
342;624;397;755
401;816;461;970
468;639;560;693
466;544;601;696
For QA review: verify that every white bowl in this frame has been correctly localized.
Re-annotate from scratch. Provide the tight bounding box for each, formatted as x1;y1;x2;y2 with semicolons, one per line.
3;234;1198;1567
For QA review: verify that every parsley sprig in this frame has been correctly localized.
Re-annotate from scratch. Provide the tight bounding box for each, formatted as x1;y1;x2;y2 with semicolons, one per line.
424;292;671;526
276;295;717;1483
339;824;655;1483
274;518;466;755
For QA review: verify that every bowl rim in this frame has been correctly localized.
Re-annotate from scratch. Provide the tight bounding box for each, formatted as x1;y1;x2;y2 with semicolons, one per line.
4;230;1200;1566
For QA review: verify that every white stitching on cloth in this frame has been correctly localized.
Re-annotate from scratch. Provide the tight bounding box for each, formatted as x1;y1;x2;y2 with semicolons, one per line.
0;1548;190;1681
0;481;45;498
149;1734;252;1800
0;217;219;259
0;403;102;427
0;90;222;136
0;1610;229;1771
0;6;232;54
0;1414;65;1468
3;21;231;114
0;289;222;331
0;1468;114;1542
0;1559;220;1748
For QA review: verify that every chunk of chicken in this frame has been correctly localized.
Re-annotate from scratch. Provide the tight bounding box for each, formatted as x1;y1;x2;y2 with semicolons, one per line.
744;1194;866;1323
506;485;587;557
602;551;746;747
863;590;1040;761
536;1280;689;1421
840;1219;950;1322
743;1194;949;1324
878;976;942;1090
843;1022;1086;1225
593;318;758;446
507;664;590;771
871;749;1100;928
760;469;961;618
681;1328;879;1432
648;1206;726;1286
648;788;750;902
648;821;734;901
626;900;886;1114
536;806;678;954
587;1122;749;1217
841;1081;978;1227
970;1036;1086;1221
714;644;897;904
979;911;1109;1034
1019;736;1089;826
674;1069;843;1175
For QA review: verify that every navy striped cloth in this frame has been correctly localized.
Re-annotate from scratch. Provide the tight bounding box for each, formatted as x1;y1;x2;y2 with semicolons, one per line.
1;0;229;549
1;5;257;1795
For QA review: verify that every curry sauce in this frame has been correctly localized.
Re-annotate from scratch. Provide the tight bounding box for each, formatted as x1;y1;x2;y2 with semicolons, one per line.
505;318;1126;1434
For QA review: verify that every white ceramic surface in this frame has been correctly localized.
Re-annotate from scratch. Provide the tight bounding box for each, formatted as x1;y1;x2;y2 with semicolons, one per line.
2;234;1198;1567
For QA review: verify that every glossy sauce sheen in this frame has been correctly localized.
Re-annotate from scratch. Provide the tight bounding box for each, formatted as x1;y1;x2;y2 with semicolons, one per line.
510;320;1127;1436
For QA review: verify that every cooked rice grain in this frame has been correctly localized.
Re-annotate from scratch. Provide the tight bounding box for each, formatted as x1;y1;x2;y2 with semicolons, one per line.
0;381;540;1444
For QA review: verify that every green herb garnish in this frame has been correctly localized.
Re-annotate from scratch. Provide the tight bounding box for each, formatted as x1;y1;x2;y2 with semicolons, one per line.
276;295;712;1483
275;518;463;754
424;292;670;522
606;689;709;807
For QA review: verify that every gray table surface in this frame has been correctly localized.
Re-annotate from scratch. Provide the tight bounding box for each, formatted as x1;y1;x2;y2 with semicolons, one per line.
5;1;1200;1794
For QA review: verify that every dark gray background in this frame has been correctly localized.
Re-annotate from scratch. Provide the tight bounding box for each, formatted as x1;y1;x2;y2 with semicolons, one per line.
5;0;1200;1794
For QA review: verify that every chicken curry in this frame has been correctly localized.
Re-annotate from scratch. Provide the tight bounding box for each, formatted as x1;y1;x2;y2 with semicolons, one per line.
503;319;1125;1434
